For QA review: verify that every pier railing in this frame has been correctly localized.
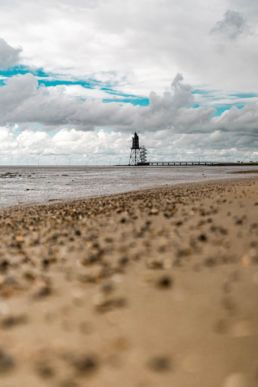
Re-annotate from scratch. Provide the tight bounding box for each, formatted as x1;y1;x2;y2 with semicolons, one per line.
135;161;258;167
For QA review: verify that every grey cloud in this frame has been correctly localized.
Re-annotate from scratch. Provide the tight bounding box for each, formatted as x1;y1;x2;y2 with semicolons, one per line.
0;72;211;133
0;38;21;69
0;72;258;145
215;104;258;133
211;10;248;40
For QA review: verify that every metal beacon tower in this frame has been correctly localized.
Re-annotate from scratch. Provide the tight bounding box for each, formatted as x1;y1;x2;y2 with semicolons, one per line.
129;132;148;166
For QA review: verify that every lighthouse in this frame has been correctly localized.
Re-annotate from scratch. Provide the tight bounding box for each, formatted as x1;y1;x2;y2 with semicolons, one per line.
129;133;148;165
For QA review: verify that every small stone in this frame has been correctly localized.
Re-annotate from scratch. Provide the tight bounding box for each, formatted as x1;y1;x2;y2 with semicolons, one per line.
23;270;37;282
156;275;173;289
147;259;164;270
117;256;129;267
78;266;105;284
100;281;114;294
93;293;127;313
15;235;24;243
198;233;207;242
33;283;52;299
204;257;217;267
71;354;98;374
150;208;159;215
148;356;171;372
0;259;9;273
81;251;102;266
0;349;15;373
1;314;27;329
35;359;55;379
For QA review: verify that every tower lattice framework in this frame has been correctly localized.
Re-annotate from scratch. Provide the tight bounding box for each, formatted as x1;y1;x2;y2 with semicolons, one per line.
129;132;148;165
129;132;141;165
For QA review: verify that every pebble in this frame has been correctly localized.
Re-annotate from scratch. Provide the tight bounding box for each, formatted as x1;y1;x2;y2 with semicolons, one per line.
147;259;164;270
1;313;27;329
204;257;217;267
81;251;102;266
117;256;129;267
93;293;127;313
100;280;115;294
0;259;9;273
71;353;99;375
33;283;52;299
156;275;173;289
147;355;171;372
77;266;106;284
0;349;15;373
149;208;159;215
198;233;207;242
35;359;55;379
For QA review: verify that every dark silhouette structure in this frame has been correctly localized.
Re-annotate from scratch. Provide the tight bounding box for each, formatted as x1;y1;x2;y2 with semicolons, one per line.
129;133;149;165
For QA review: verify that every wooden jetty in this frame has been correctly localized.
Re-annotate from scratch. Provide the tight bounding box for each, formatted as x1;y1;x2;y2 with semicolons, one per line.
134;161;258;167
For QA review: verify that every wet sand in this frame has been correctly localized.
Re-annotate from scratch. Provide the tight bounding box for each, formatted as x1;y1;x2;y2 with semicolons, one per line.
0;178;258;387
231;170;258;174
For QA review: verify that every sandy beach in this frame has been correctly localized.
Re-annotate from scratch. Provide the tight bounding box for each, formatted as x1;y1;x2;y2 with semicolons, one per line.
0;177;258;387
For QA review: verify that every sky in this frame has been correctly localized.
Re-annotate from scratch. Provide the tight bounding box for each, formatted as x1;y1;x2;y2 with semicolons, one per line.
0;0;258;164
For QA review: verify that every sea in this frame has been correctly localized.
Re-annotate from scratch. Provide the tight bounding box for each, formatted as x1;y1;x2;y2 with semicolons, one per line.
0;165;257;209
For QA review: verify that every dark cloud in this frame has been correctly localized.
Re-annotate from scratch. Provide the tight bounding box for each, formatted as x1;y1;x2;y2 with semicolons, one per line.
211;10;248;40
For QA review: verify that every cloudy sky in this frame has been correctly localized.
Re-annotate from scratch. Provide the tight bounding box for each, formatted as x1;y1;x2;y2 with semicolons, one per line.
0;0;258;164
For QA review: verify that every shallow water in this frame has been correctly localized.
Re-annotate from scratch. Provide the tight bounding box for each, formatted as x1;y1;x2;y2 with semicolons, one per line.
0;165;257;209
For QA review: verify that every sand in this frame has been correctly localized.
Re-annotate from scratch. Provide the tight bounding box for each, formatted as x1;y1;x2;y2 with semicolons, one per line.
0;178;258;387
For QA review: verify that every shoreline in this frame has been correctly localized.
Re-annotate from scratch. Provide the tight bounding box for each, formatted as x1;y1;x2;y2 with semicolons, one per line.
0;177;258;386
1;173;258;213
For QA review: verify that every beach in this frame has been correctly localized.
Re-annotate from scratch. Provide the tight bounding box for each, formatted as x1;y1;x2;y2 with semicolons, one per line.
0;177;258;387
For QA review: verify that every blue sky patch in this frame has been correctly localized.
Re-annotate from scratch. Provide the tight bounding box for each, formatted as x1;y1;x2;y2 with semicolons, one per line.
103;97;150;106
229;92;258;99
192;88;212;95
38;79;96;88
192;103;200;108
214;103;245;116
0;65;49;78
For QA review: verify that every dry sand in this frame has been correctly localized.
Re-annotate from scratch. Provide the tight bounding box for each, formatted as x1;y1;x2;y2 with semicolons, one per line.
0;178;258;387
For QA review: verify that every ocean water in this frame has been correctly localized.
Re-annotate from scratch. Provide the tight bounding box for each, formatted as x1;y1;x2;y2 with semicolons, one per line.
0;165;257;209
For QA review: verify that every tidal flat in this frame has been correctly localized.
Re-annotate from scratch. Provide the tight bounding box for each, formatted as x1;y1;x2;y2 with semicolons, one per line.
0;178;258;386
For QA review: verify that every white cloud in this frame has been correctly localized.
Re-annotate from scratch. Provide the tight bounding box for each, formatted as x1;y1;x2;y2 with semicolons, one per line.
0;0;255;93
0;125;257;165
0;72;258;143
0;72;213;133
0;38;21;69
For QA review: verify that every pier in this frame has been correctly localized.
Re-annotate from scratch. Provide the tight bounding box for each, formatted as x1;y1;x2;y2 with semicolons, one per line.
140;161;258;167
126;133;258;167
